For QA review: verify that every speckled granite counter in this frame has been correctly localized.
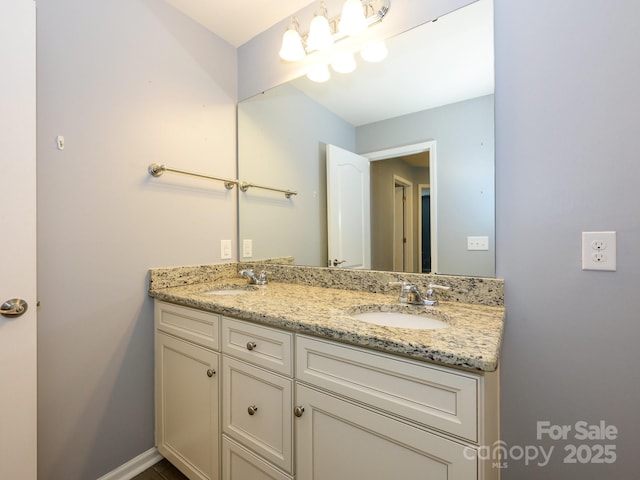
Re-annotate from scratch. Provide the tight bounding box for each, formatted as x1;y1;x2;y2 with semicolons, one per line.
149;267;504;372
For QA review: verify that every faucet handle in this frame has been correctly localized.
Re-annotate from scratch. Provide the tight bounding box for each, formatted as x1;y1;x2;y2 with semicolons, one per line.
256;270;270;283
239;268;269;285
389;281;418;303
389;281;412;291
425;284;450;305
427;284;450;291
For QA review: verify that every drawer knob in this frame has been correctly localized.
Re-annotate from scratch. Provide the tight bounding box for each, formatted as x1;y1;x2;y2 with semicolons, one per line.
247;405;258;415
246;341;257;351
206;369;216;377
294;406;305;417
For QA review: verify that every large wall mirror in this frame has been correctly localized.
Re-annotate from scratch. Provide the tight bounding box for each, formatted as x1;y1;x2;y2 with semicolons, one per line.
238;0;495;277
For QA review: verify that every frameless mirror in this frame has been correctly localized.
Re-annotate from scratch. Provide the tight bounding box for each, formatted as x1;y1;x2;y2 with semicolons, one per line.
238;0;495;277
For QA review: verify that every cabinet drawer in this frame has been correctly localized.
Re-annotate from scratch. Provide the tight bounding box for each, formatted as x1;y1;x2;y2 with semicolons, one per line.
222;356;293;473
155;301;220;350
222;436;293;480
221;317;293;376
296;335;479;442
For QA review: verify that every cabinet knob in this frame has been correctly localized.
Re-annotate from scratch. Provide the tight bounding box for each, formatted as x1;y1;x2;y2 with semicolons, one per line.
206;369;216;377
246;341;257;351
247;405;258;415
294;406;305;417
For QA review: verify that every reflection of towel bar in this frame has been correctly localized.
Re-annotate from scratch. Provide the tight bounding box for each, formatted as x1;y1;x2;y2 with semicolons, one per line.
148;163;297;198
239;181;297;199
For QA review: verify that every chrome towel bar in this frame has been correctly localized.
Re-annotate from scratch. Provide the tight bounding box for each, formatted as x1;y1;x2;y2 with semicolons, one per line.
148;163;297;198
239;181;297;199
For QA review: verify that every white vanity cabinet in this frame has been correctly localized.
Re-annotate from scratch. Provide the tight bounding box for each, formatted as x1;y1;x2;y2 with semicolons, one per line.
220;317;294;480
154;301;499;480
155;302;221;480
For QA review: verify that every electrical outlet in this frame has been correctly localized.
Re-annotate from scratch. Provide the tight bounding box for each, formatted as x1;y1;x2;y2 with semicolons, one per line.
582;231;616;271
220;239;232;260
467;236;489;251
242;239;253;258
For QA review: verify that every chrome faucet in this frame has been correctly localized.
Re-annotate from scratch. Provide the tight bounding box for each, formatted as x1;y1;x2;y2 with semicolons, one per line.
239;269;269;285
390;281;450;306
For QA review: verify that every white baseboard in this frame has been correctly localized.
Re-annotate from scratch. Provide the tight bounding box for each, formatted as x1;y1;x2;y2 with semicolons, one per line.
96;447;163;480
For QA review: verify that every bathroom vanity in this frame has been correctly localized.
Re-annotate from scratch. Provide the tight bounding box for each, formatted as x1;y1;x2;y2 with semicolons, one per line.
150;265;504;480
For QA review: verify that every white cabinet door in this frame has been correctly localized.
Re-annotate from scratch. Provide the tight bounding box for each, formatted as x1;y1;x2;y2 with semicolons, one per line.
296;384;477;480
156;332;220;480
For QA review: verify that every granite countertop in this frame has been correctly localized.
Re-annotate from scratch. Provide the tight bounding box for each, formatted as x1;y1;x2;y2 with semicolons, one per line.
149;279;504;372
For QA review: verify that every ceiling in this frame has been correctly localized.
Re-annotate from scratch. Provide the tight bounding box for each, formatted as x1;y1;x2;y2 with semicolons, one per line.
164;0;315;47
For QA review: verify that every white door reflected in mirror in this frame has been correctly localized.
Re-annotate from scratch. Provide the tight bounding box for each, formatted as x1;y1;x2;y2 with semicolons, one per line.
327;145;371;269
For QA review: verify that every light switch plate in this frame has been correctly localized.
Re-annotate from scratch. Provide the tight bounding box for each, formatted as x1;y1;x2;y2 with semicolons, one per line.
242;239;253;258
220;239;232;260
582;231;616;271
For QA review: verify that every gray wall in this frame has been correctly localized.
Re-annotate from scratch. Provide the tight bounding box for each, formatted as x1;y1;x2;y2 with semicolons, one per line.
36;0;236;478
238;84;355;266
495;1;640;478
357;95;495;277
241;0;640;478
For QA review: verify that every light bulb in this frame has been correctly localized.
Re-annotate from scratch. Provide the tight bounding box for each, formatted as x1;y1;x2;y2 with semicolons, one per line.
307;14;333;51
307;64;331;83
360;41;388;62
279;19;305;62
331;52;357;74
338;0;367;37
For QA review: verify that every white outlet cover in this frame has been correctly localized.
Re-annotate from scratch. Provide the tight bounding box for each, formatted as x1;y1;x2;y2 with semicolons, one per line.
582;231;616;271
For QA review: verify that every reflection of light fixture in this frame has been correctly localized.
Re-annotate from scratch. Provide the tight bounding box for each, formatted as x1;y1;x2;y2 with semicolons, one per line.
331;52;357;73
360;40;388;62
307;64;331;83
278;17;305;62
306;2;333;51
339;0;368;36
278;0;391;61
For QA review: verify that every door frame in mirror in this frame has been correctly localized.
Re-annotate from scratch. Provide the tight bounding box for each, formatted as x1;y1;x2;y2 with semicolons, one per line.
362;140;438;273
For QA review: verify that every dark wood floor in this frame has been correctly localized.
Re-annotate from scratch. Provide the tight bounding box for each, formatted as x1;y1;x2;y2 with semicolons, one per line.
132;459;189;480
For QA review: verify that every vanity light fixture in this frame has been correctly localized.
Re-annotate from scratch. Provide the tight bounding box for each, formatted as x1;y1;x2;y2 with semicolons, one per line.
306;2;333;51
306;63;331;82
279;0;391;61
360;40;388;62
330;52;357;73
278;17;306;62
338;0;368;36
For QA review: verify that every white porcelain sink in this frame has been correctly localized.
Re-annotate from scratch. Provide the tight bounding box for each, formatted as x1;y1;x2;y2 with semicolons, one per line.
204;289;249;296
352;311;450;330
201;284;256;296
